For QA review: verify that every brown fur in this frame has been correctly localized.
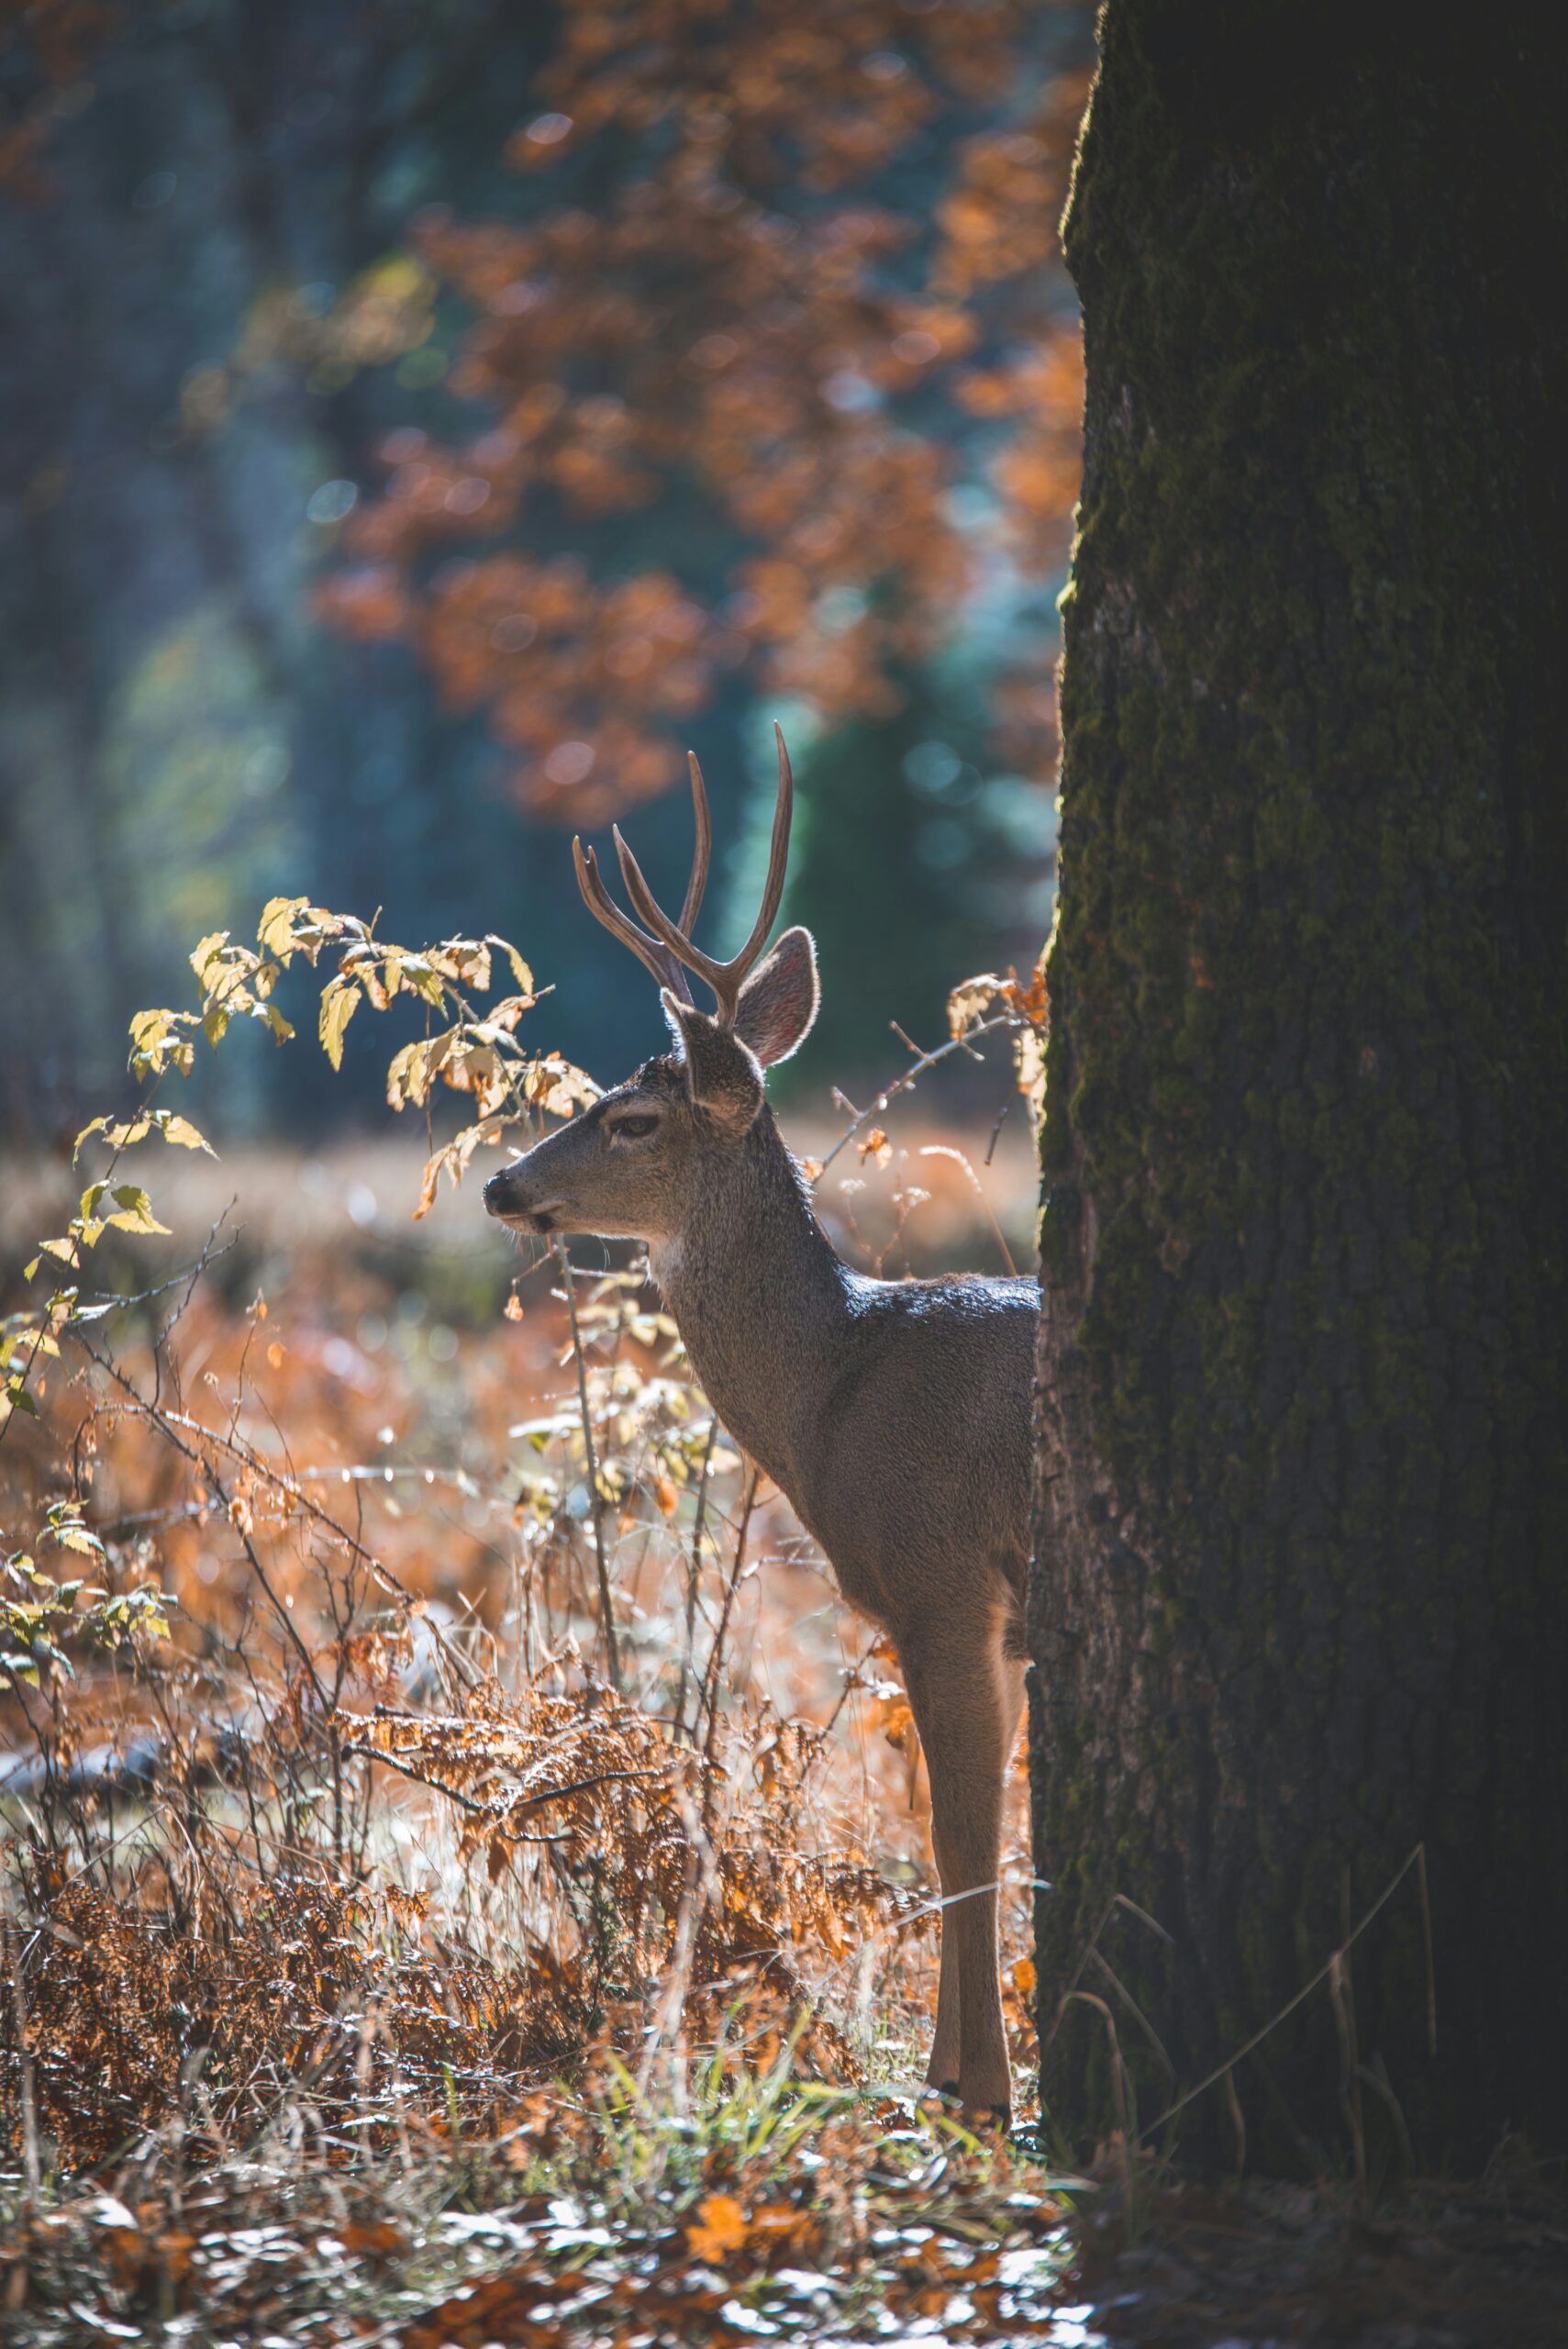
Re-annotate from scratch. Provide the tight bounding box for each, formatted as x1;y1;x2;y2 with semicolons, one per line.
484;943;1037;2119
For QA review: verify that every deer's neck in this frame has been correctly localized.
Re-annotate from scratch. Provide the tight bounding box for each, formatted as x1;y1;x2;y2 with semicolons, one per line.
649;1110;851;1494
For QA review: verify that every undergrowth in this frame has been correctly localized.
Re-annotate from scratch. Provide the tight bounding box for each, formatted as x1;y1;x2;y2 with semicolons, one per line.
0;895;1051;2343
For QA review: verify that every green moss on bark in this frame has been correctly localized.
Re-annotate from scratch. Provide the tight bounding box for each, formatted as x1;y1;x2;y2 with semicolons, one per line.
1029;2;1568;2169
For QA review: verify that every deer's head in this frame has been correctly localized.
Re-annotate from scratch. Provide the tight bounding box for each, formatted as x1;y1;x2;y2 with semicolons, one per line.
483;728;818;1245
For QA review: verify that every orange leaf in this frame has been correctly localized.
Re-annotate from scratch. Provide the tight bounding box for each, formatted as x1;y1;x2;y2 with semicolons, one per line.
686;2193;749;2263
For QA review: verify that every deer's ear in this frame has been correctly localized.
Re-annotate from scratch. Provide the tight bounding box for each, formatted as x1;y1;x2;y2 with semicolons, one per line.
734;927;819;1069
661;992;764;1133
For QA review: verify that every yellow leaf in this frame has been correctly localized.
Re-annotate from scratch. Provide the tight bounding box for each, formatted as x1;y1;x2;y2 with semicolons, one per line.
484;993;536;1034
412;1115;505;1218
104;1186;172;1237
427;936;492;989
487;934;534;996
188;930;230;981
128;1008;197;1079
319;976;360;1070
387;1035;441;1111
158;1112;213;1152
395;952;447;1008
76;1114;152;1156
525;1052;600;1116
257;895;311;955
28;1235;81;1278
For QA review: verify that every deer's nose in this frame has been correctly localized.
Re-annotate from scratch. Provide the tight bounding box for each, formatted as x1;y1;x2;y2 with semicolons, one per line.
482;1168;516;1216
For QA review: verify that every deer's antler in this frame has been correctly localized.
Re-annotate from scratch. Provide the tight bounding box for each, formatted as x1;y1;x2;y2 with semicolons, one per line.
572;750;713;1006
610;725;794;1029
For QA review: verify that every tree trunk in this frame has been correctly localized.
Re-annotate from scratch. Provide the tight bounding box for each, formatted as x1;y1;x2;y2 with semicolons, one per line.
1029;2;1567;2173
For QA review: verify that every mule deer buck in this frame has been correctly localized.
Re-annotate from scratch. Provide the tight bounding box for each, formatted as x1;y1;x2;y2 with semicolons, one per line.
483;729;1038;2121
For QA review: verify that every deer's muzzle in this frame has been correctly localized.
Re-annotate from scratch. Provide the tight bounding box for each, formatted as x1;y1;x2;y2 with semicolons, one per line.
482;1165;558;1232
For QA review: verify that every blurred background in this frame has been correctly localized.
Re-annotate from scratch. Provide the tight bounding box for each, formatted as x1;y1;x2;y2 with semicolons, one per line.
0;8;1090;2140
0;0;1087;1157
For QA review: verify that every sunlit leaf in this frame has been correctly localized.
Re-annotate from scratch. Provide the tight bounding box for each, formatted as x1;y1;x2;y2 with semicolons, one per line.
319;975;360;1070
488;935;534;995
157;1112;214;1152
188;930;230;981
103;1186;172;1237
257;895;312;955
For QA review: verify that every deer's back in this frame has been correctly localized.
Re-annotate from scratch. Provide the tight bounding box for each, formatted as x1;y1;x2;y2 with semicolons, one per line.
786;1272;1038;1633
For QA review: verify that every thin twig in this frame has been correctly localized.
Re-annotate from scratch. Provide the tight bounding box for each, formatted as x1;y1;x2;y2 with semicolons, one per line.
81;1232;240;1317
817;1013;1016;1176
675;1416;719;1743
919;1144;1018;1276
699;1466;762;1796
70;1335;482;1689
553;1241;621;1692
1139;1845;1428;2140
823;1631;884;1737
2;1876;41;2207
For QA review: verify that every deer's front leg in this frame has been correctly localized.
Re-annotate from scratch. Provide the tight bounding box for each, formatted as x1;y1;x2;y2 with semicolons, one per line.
899;1609;1025;2124
925;1809;963;2099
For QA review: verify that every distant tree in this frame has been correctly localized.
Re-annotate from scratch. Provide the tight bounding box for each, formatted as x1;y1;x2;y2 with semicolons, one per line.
0;0;112;195
1030;2;1567;2168
0;2;1088;1130
776;665;1051;1088
320;0;1086;823
0;1;547;1126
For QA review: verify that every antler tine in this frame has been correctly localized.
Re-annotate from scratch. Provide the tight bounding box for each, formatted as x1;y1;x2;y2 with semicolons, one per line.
569;751;715;1009
680;751;712;935
573;836;694;1003
613;723;795;1028
740;721;794;972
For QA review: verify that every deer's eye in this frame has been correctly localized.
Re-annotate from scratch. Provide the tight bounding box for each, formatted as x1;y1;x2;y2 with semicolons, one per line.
609;1114;660;1141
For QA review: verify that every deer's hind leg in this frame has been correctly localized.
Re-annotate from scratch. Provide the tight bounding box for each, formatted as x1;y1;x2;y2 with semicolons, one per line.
898;1586;1026;2123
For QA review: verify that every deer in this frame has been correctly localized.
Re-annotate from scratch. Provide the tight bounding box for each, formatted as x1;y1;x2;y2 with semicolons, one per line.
483;728;1039;2122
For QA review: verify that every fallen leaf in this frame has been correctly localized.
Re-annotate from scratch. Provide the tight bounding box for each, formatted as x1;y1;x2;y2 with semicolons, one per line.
686;2193;750;2263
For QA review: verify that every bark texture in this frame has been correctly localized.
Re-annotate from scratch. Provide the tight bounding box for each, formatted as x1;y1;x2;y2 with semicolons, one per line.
1029;2;1567;2170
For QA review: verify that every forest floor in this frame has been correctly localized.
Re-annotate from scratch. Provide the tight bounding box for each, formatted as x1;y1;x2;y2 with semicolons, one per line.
5;2132;1567;2344
3;1141;1566;2346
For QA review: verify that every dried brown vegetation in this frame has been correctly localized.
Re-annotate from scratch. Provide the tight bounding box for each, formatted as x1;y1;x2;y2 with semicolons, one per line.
0;896;1051;2342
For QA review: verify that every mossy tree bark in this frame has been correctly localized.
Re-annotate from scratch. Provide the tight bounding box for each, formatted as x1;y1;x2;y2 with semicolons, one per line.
1029;2;1567;2172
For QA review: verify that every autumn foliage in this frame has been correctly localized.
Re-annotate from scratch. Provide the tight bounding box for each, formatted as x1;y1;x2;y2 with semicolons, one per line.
319;0;1086;818
1;883;1046;2343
